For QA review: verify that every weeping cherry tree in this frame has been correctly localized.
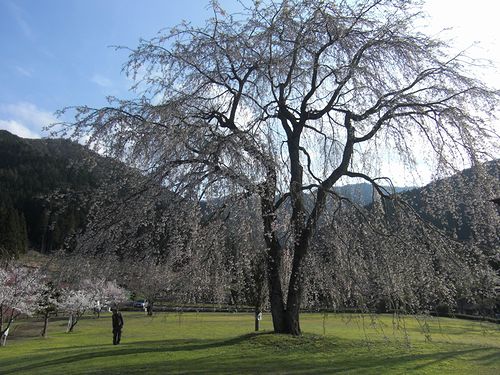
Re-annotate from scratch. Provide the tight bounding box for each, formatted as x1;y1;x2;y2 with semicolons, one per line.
56;0;500;335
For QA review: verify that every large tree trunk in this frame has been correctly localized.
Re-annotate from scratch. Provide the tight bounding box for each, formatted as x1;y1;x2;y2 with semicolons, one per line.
263;232;301;335
284;235;310;336
269;243;308;336
260;173;292;334
279;132;307;336
267;240;289;333
260;157;309;335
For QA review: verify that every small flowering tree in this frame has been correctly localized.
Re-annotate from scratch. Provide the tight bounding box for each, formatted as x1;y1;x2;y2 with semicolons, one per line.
93;279;129;317
103;280;128;306
59;277;128;331
0;263;42;346
59;287;95;333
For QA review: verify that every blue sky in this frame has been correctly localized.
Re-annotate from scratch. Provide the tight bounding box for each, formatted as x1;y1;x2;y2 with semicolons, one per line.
0;0;499;142
0;0;239;137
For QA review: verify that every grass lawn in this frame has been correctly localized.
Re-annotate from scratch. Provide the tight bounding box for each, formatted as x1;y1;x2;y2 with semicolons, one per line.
0;312;498;374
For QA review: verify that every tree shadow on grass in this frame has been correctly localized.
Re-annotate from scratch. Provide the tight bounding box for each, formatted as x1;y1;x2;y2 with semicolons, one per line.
169;346;498;375
2;333;498;374
370;347;498;373
473;350;500;366
59;346;500;374
0;333;258;374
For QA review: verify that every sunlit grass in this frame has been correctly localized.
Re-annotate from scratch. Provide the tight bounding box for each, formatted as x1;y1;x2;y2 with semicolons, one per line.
1;312;499;374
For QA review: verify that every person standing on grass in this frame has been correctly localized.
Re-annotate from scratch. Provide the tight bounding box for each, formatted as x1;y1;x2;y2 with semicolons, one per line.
111;307;124;345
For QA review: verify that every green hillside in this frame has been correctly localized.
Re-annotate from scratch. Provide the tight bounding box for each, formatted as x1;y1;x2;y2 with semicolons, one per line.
0;130;110;256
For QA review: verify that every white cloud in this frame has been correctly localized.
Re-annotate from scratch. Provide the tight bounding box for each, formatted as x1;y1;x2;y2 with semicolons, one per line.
0;119;40;138
0;102;57;139
91;74;113;88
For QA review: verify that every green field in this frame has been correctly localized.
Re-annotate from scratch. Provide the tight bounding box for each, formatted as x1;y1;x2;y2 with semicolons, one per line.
1;312;499;374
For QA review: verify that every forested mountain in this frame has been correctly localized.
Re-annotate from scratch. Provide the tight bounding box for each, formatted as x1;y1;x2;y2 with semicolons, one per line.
1;129;498;261
403;160;499;244
0;130;112;256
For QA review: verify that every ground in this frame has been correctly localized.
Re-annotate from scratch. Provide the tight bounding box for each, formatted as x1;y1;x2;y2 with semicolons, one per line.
0;312;499;374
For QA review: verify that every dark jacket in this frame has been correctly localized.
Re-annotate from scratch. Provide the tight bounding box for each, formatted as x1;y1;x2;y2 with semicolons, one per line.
112;312;124;330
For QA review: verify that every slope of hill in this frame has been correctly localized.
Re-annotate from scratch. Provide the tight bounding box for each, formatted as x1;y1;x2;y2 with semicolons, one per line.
0;130;112;256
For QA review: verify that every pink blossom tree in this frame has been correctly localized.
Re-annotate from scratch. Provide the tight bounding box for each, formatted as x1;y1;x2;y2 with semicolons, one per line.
0;263;43;346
